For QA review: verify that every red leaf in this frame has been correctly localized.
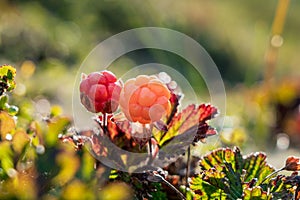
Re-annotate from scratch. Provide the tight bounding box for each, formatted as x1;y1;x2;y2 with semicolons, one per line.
198;104;219;122
285;156;300;171
193;123;217;143
169;104;199;135
155;103;218;146
170;103;218;136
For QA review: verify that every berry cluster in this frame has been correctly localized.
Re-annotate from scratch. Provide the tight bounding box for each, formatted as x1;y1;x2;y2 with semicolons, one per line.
119;75;171;124
80;71;171;124
79;71;122;113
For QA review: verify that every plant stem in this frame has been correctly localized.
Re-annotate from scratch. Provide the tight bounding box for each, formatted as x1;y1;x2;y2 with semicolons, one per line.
145;125;153;165
260;167;285;184
101;113;108;134
149;138;152;158
154;173;186;200
185;145;191;195
103;113;107;127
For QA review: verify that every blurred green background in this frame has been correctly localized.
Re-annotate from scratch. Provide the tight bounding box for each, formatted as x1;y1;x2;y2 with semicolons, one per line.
1;0;300;165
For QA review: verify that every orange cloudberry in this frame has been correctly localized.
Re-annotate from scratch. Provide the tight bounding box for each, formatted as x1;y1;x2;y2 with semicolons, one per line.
119;75;171;124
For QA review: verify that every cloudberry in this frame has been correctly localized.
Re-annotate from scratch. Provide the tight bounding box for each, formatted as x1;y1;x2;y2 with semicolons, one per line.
119;75;171;124
80;70;122;113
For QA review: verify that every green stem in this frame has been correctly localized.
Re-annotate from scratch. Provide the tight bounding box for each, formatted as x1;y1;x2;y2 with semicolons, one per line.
148;138;153;163
145;125;153;165
260;167;285;185
154;173;186;200
185;146;191;195
103;113;107;127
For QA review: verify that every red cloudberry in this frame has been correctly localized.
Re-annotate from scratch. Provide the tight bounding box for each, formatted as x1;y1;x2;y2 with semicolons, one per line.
119;75;171;124
80;70;122;113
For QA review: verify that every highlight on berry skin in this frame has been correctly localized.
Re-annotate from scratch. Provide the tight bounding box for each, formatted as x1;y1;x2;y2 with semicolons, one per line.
79;70;122;114
119;75;171;124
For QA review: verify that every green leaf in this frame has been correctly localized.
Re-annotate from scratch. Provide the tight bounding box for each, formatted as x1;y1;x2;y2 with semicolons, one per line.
7;70;13;80
80;149;95;181
149;183;168;200
12;130;30;154
50;105;63;117
200;147;243;173
199;147;275;185
243;153;275;184
179;186;194;200
0;65;16;94
268;175;294;199
243;186;271;200
190;147;276;199
0;111;16;140
0;95;8;110
98;182;133;200
190;175;227;200
46;116;71;146
52;149;80;186
0;65;16;78
0;141;14;174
